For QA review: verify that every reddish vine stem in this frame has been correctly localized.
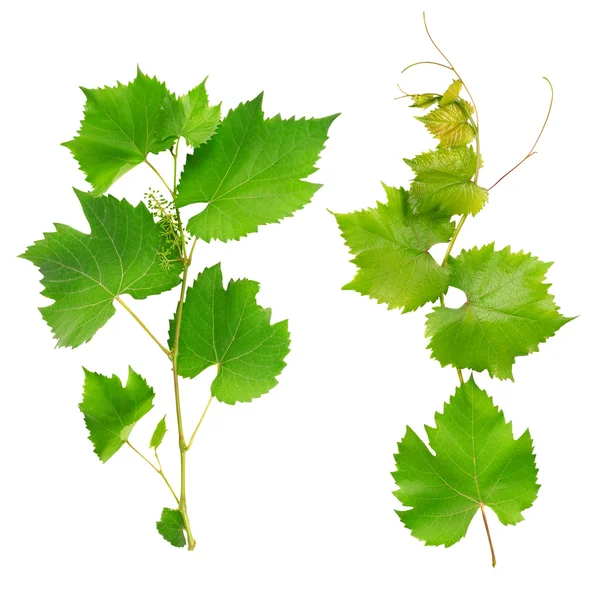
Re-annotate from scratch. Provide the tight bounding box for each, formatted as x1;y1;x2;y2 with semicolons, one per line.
480;505;497;567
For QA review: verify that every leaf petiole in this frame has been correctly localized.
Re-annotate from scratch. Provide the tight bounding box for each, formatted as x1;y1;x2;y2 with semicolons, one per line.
127;441;179;504
115;296;171;358
187;395;214;451
480;504;497;568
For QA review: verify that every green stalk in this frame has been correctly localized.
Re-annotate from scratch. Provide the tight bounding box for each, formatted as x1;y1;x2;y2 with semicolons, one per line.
146;141;197;550
170;139;196;550
171;257;196;550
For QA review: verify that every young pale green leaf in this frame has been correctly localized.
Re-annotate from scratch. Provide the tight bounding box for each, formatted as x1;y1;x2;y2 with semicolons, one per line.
157;78;221;147
426;244;572;379
176;94;338;241
416;100;475;147
63;68;173;195
438;79;463;107
80;367;155;462
393;376;539;548
405;146;488;216
332;184;454;312
20;190;181;348
156;508;186;548
150;416;167;450
409;94;442;109
171;263;290;404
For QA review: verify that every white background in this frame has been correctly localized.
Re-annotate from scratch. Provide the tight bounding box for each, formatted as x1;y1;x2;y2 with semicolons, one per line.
1;0;597;597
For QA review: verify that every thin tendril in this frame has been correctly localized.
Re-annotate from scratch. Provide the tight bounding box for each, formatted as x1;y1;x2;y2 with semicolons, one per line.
422;12;480;130
401;60;453;74
487;77;554;191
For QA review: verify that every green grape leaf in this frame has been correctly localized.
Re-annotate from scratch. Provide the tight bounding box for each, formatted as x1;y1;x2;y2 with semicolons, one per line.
20;189;181;348
157;78;221;147
404;146;488;216
426;244;572;379
176;93;338;241
171;263;290;404
332;184;454;312
156;508;186;548
393;376;539;549
63;68;173;195
409;94;442;109
150;416;167;450
416;100;475;147
79;367;155;462
439;79;463;107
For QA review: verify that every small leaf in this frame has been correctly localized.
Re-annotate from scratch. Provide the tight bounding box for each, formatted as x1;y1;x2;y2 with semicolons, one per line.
156;508;186;548
176;93;338;241
393;377;539;548
405;146;488;216
20;190;181;348
150;416;167;450
172;263;290;404
416;100;475;147
79;367;155;462
438;79;463;107
425;244;572;379
333;184;454;312
409;94;441;109
157;78;221;147
63;68;173;195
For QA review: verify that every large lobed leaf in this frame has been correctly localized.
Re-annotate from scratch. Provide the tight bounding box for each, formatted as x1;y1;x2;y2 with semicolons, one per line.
393;377;539;548
176;94;338;241
63;68;174;195
404;146;488;216
333;184;454;312
63;68;221;195
157;78;221;148
80;367;155;462
21;189;181;348
172;263;290;404
426;244;572;379
416;99;475;147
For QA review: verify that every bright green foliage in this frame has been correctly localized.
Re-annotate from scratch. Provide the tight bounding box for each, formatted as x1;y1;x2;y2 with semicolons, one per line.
416;100;475;147
176;94;338;241
333;184;454;312
63;68;174;195
24;67;338;551
409;94;441;109
334;45;569;565
21;189;181;348
439;80;463;107
156;508;186;548
157;78;221;147
172;263;290;404
393;377;539;547
426;244;571;379
150;416;167;450
80;367;155;462
405;146;488;216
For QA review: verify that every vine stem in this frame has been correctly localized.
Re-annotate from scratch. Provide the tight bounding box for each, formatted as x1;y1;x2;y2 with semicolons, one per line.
480;504;497;567
423;12;481;386
115;296;171;357
146;148;197;550
127;441;179;504
422;13;499;566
